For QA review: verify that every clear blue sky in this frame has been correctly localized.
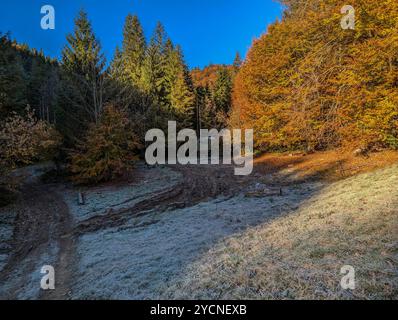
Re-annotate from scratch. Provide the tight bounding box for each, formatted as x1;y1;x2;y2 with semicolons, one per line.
0;0;283;69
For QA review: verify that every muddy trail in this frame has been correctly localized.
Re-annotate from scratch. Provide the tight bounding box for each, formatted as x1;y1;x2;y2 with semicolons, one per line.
0;182;76;300
74;164;254;235
0;164;274;299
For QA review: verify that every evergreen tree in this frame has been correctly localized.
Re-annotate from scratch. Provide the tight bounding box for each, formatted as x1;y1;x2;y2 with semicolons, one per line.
233;52;243;70
120;14;146;87
0;35;27;119
163;43;195;128
194;85;214;130
141;22;167;98
109;46;123;80
213;68;233;124
56;10;106;142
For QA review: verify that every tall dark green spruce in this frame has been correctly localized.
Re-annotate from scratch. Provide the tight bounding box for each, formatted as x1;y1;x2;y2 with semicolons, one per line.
0;35;59;122
139;22;169;129
56;10;106;143
120;14;147;88
108;15;149;132
141;22;167;99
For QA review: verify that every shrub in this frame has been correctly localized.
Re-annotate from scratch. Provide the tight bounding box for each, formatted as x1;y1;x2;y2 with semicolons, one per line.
0;106;61;206
0;106;61;175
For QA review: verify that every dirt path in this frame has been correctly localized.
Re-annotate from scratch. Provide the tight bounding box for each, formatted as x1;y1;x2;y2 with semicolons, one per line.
0;183;75;300
0;164;278;299
74;164;254;236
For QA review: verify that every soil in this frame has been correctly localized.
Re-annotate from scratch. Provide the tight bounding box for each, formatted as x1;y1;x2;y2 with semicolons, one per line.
0;183;75;299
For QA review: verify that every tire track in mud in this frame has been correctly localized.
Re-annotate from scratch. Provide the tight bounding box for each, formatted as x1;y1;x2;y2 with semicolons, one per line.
73;165;252;236
0;184;76;300
0;165;253;299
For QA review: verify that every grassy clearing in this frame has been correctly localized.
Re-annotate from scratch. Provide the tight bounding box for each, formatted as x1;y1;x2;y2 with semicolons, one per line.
166;164;398;300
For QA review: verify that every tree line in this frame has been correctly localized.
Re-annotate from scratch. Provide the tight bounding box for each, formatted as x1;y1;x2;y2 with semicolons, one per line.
0;10;236;187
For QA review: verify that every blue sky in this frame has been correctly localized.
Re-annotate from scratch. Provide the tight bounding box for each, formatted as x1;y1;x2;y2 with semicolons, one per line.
0;0;283;69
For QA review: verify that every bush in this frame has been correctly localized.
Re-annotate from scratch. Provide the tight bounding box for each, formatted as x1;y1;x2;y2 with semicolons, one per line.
0;106;61;206
0;106;61;175
70;105;141;184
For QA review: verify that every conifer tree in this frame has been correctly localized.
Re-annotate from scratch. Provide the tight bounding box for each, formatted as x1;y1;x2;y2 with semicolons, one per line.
213;68;233;125
141;22;167;98
56;10;106;142
0;35;27;119
163;42;195;127
120;14;146;87
233;52;243;70
109;46;123;80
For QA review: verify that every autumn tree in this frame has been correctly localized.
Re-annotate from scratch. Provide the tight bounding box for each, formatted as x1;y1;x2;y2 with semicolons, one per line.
70;105;141;184
232;0;398;152
0;107;59;206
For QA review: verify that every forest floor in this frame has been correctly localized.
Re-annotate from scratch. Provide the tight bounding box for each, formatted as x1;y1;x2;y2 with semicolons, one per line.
0;150;397;299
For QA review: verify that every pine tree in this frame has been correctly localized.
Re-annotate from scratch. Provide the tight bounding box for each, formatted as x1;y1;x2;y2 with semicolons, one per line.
233;52;243;70
213;68;233;127
0;35;27;119
120;14;146;87
141;22;167;98
62;10;105;79
109;46;123;80
56;10;106;142
163;43;195;128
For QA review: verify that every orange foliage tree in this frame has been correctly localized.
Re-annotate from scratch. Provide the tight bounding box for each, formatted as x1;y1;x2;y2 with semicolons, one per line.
231;0;398;152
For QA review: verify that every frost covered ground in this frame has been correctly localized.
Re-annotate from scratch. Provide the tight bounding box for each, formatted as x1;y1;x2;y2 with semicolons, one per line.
163;165;398;299
68;181;323;299
64;165;182;222
0;243;59;300
0;209;15;272
1;160;397;300
0;163;54;273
